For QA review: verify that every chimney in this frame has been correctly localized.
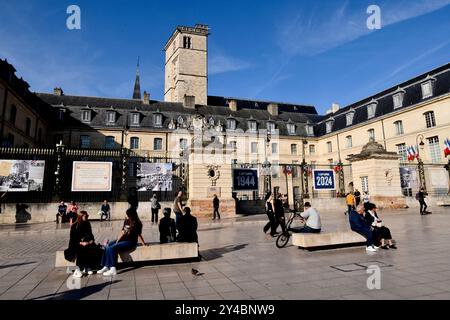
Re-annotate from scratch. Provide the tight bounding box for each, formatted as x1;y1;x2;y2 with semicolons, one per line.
331;103;340;113
143;91;150;105
267;103;278;116
228;100;237;112
183;95;195;109
53;87;63;96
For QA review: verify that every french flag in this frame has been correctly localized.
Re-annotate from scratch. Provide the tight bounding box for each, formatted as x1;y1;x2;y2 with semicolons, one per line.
444;138;450;157
407;146;415;161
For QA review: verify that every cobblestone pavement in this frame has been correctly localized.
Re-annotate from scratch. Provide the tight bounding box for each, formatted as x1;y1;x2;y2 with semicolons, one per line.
1;207;450;300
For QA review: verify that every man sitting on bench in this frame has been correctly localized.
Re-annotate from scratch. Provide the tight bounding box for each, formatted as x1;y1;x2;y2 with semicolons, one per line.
349;204;378;252
290;202;321;233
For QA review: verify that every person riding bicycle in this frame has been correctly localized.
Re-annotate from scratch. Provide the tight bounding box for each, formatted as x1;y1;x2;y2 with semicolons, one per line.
291;202;321;233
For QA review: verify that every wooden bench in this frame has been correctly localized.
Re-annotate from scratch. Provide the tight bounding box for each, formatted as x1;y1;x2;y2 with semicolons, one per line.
55;242;199;267
292;230;366;251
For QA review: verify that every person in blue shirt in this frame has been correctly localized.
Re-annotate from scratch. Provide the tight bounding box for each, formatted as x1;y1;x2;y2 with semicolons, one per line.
348;204;378;252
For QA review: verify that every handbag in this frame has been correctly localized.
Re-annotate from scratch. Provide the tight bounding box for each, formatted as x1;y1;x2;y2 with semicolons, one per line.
64;247;76;262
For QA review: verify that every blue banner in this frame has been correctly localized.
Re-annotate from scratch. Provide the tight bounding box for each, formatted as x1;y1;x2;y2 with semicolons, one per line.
233;169;259;191
313;169;335;190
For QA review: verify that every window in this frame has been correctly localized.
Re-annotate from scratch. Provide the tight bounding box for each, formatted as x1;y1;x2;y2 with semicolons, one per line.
421;81;433;99
271;143;278;154
291;144;297;155
248;120;257;131
267;122;275;132
309;144;315;155
229;140;237;151
57;109;65;121
227;118;236;130
154;114;162;127
179;138;188;151
80;135;90;148
394;121;404;135
327;141;332;153
251;142;258;154
9;104;17;125
346;135;352;148
272;161;279;178
397;143;407;161
81;110;91;122
361;176;369;193
287;123;296;135
393;92;404;109
183;36;191;49
367;103;377;119
306;125;314;136
154;138;163;151
105;136;115;149
292;161;299;178
130;137;139;150
424;111;436;128
368;129;375;141
106;111;116;124
346;112;354;126
25;118;31;136
325;121;333;134
131;113;140;126
427;136;441;163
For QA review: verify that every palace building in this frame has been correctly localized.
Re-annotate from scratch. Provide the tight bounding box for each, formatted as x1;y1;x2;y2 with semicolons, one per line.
1;24;449;220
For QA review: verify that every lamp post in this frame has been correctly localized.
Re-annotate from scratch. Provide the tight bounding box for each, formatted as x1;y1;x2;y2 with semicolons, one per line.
445;159;450;195
262;131;272;195
301;139;309;201
416;134;427;192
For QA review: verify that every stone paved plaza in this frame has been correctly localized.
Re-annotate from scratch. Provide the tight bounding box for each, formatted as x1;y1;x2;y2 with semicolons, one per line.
1;207;450;300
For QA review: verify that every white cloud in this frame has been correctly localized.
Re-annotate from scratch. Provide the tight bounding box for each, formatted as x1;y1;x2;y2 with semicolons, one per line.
209;54;251;75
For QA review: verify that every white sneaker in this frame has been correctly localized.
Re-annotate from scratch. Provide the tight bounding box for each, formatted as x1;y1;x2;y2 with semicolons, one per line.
83;268;94;275
366;246;377;252
103;267;117;276
73;269;83;278
97;266;109;274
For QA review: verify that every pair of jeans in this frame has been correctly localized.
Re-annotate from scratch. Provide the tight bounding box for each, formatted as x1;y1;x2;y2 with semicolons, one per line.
419;200;427;213
263;211;277;235
175;212;182;231
151;208;159;223
213;208;220;219
292;225;321;233
351;226;374;247
101;240;136;268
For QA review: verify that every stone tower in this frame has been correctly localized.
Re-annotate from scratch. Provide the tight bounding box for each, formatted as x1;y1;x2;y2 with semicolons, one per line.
164;24;209;106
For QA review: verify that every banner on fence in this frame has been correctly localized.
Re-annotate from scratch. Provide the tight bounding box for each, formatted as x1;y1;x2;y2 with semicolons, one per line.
312;169;335;190
71;161;113;192
137;163;173;191
399;167;419;190
0;160;45;192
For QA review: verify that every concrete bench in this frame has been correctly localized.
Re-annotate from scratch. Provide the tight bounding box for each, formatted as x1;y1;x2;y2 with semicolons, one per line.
55;242;199;267
292;230;366;251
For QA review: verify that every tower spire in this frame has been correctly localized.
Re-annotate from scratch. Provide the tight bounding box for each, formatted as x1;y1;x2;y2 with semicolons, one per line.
132;56;141;99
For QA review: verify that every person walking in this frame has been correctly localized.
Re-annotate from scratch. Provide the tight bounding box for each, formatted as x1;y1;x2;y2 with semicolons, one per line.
274;193;286;233
354;189;361;207
263;192;277;237
362;192;370;211
417;187;431;215
98;208;147;276
345;192;356;215
150;193;161;224
173;190;184;231
212;194;220;220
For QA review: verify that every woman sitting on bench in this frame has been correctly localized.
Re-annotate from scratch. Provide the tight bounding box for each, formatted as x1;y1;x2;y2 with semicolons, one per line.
98;208;147;276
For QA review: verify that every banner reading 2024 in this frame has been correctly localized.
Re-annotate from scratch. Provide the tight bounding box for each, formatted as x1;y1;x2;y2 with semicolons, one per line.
71;161;113;192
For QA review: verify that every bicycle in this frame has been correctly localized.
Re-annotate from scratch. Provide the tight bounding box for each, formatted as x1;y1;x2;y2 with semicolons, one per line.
275;209;304;248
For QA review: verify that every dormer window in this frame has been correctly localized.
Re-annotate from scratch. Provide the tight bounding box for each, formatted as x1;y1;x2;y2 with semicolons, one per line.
346;111;355;126
421;80;433;99
227;118;236;130
248;120;257;131
106;111;116;124
153;113;162;127
267;122;275;133
393;89;405;109
57;108;65;121
287;123;296;135
81;109;91;122
325;120;333;134
367;102;377;119
306;124;314;136
131;112;140;126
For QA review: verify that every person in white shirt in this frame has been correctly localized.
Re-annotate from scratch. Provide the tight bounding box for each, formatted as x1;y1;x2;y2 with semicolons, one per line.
291;202;321;233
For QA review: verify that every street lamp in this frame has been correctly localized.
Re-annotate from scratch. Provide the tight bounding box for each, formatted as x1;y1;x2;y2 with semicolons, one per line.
262;131;272;195
300;139;309;203
416;134;427;192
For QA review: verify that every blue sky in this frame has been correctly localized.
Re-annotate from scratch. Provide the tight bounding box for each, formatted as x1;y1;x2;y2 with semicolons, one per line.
0;0;449;114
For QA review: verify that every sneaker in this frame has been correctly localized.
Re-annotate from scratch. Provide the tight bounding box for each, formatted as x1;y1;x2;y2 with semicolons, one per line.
84;268;94;275
73;269;83;278
381;245;389;250
103;267;117;276
366;246;377;252
389;244;397;249
97;266;109;274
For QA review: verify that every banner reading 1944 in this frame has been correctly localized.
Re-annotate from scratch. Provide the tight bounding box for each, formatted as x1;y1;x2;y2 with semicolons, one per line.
71;161;113;192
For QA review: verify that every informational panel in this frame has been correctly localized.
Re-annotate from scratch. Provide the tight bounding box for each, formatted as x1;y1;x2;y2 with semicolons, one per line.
71;161;112;192
312;169;335;191
0;160;45;192
137;163;173;191
399;167;419;190
232;168;259;191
